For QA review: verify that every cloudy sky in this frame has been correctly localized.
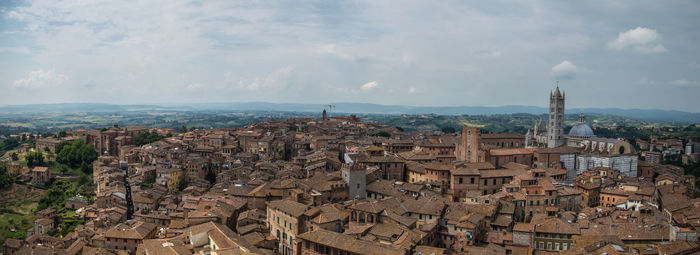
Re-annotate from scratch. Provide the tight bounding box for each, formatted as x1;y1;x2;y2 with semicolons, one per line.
1;1;699;112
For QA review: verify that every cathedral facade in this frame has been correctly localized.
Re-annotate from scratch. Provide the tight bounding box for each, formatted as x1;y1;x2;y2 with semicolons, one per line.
525;85;638;178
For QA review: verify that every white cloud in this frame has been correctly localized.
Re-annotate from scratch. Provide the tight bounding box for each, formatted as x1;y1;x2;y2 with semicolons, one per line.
551;60;578;80
669;79;700;87
608;27;667;54
186;83;203;90
0;47;31;54
12;69;68;89
360;81;378;91
1;1;699;110
408;87;417;93
226;66;294;91
635;77;657;86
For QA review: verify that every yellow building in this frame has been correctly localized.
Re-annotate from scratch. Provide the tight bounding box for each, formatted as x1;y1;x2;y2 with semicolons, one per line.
406;161;426;183
167;168;184;191
157;168;185;191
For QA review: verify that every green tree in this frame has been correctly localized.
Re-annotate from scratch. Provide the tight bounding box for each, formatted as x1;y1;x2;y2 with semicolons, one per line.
0;137;19;150
0;163;13;190
37;179;73;210
11;152;18;161
178;180;189;191
79;162;91;174
58;164;69;174
77;174;90;187
133;131;165;146
26;151;45;167
375;131;391;138
441;126;456;133
205;168;217;185
56;139;97;168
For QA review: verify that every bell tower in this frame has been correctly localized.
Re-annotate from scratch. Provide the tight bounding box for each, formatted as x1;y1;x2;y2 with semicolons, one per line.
547;85;565;148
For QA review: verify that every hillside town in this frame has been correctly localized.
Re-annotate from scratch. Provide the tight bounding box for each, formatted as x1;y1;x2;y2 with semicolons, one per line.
1;87;699;255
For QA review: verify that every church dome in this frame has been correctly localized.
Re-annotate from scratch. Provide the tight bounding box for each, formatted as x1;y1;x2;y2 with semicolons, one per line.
569;123;595;137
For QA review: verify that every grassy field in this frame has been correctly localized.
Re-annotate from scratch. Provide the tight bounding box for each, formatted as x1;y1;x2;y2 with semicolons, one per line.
0;184;46;244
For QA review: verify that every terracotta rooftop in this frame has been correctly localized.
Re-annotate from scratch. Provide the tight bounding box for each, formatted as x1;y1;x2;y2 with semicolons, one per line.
105;221;156;240
488;148;536;156
267;199;310;217
298;229;406;255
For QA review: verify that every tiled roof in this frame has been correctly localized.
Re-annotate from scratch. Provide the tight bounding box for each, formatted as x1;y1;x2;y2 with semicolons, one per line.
267;199;309;217
298;229;407;255
488;148;536;156
105;221;156;240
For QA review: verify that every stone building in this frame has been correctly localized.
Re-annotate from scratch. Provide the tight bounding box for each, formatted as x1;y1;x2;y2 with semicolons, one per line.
31;166;50;186
104;220;157;253
341;163;366;200
267;199;310;255
458;126;525;163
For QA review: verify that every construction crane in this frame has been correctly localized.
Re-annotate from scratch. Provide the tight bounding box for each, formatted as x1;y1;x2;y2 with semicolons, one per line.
326;104;336;118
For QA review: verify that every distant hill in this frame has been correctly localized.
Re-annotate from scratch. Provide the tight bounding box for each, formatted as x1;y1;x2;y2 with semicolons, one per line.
1;102;699;124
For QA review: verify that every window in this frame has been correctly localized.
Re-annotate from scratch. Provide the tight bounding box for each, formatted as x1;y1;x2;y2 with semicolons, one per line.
459;177;463;184
555;243;560;250
545;199;548;205
547;243;552;250
493;179;496;185
484;180;488;186
471;177;474;184
563;243;568;250
539;242;544;249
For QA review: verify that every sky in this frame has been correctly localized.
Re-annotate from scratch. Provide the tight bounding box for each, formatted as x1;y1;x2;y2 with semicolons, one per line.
1;1;699;112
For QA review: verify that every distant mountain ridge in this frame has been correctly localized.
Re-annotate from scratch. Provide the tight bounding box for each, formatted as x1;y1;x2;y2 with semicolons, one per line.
1;102;698;123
